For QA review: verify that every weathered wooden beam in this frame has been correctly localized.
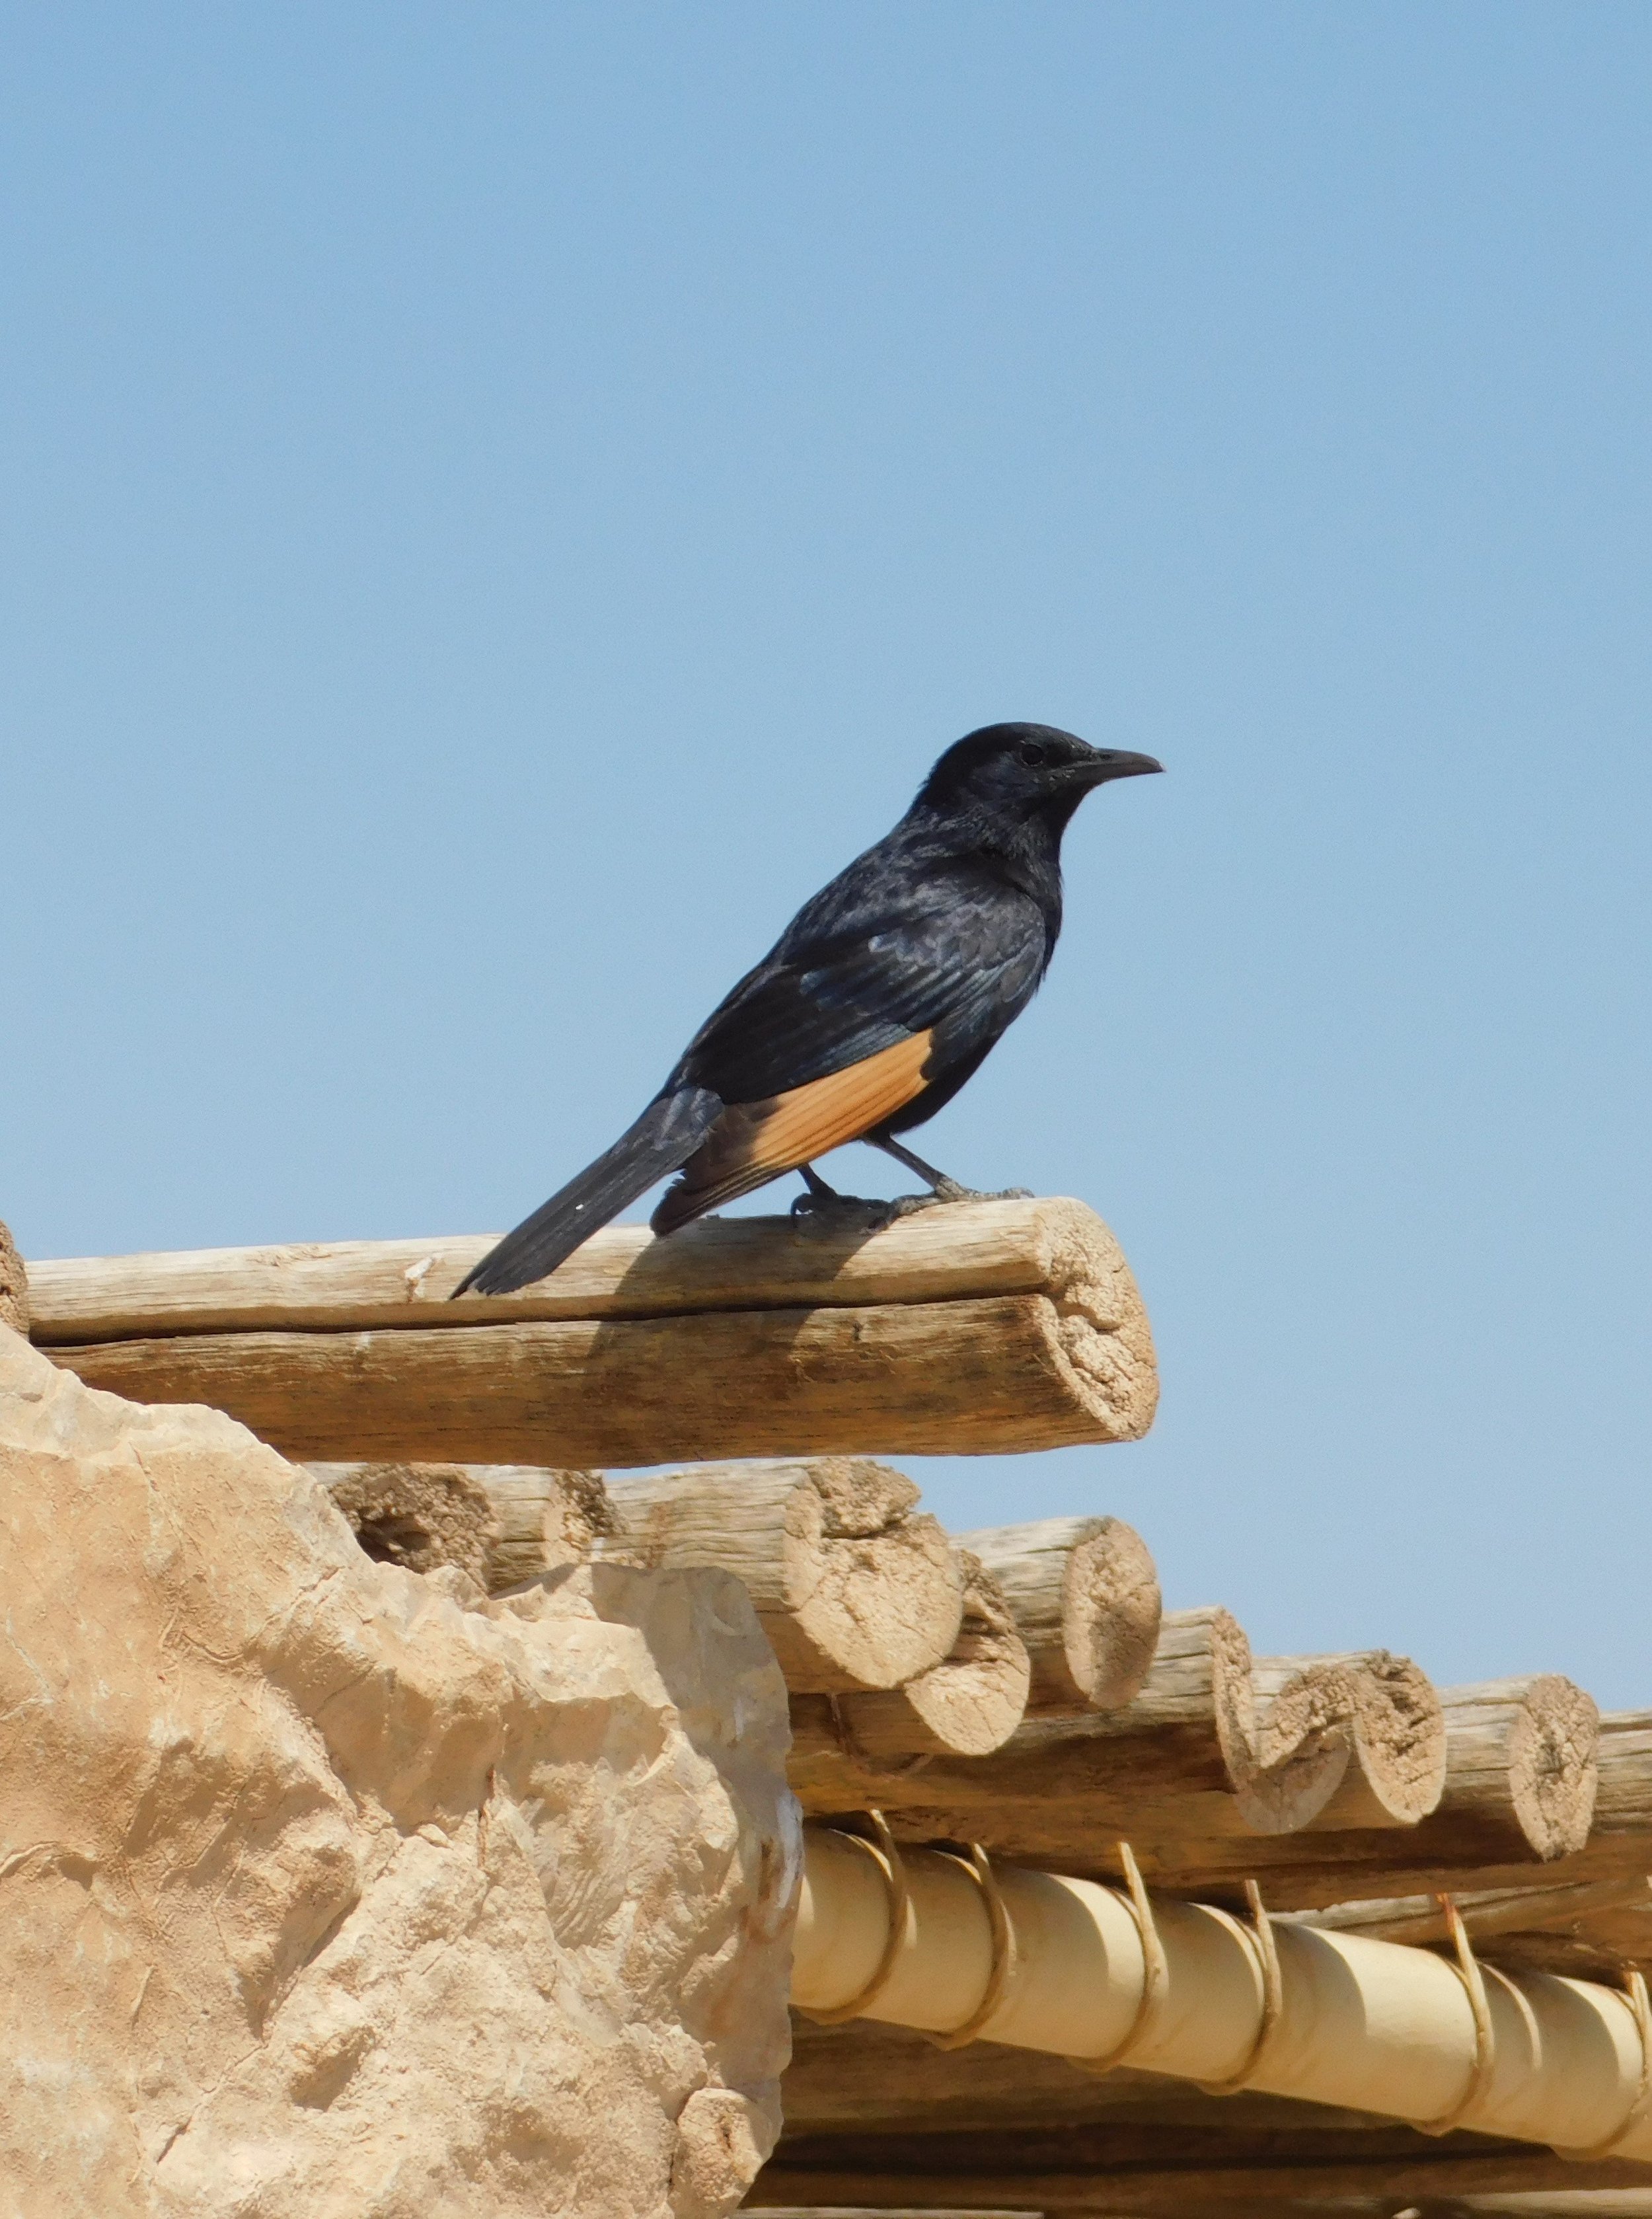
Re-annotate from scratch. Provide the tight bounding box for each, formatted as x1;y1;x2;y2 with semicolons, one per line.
1124;1690;1628;1910
598;1460;965;1694
789;1552;1030;1759
47;1294;1150;1466
747;2146;1652;2214
25;1195;1152;1341
0;1220;26;1335
308;1460;617;1595
1291;1871;1652;1948
959;1515;1160;1711
36;1201;1156;1466
309;1459;499;1587
1428;1675;1599;1860
786;1608;1446;1856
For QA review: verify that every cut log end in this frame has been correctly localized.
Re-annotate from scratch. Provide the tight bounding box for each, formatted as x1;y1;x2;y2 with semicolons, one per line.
804;1552;1032;1762
1242;1649;1446;1834
964;1514;1161;1711
470;1463;619;1591
1438;1676;1601;1861
307;1459;618;1596
0;1219;28;1336
311;1460;499;1589
604;1460;964;1695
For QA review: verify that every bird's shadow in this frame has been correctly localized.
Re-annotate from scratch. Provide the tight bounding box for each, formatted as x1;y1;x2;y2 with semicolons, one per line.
586;1194;946;1465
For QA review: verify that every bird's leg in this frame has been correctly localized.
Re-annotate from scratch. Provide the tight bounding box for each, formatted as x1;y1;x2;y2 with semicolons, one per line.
790;1161;896;1224
869;1135;1032;1211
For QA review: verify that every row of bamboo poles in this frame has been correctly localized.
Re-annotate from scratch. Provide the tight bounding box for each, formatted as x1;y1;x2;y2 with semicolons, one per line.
14;1202;1640;1932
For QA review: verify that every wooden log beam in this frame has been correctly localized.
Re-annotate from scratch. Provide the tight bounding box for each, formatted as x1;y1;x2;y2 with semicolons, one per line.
959;1515;1160;1711
1429;1676;1599;1861
747;2146;1652;2214
786;1608;1446;1856
309;1460;499;1587
46;1294;1150;1466
0;1219;26;1335
1125;1689;1628;1910
1291;1871;1652;1949
25;1195;1152;1341
598;1460;964;1694
34;1201;1156;1466
790;1552;1030;1760
308;1460;618;1595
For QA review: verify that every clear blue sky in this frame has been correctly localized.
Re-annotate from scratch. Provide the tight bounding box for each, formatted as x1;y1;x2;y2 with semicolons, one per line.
7;7;1649;1701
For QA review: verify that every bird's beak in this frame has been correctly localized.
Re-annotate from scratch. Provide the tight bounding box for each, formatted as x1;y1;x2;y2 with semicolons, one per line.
1073;749;1164;786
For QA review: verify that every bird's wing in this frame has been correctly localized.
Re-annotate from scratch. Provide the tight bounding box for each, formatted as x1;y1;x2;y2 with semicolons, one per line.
648;886;1049;1230
669;883;1049;1107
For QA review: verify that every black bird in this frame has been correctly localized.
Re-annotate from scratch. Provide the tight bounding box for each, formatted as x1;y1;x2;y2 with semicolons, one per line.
454;723;1161;1298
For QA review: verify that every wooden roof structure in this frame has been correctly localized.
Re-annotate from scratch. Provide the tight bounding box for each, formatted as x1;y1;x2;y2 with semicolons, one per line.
18;1199;1651;2216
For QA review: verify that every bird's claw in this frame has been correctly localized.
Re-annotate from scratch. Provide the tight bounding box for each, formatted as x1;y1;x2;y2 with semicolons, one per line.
876;1182;1035;1219
790;1189;898;1229
906;1180;1034;1209
791;1180;1034;1230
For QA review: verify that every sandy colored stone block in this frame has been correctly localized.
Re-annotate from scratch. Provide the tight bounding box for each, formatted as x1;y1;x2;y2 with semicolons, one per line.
0;1322;797;2219
0;1217;25;1334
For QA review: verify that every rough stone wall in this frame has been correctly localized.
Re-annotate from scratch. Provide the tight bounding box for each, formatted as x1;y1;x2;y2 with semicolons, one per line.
0;1322;798;2219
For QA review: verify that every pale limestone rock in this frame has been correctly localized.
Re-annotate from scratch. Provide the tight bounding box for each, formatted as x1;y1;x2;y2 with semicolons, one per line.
0;1218;25;1333
0;1324;796;2219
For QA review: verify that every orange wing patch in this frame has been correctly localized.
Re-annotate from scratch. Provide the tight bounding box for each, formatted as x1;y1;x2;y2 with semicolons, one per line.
744;1029;936;1168
653;1030;936;1230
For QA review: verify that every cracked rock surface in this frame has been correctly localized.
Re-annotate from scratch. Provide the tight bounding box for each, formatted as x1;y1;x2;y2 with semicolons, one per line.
0;1324;796;2218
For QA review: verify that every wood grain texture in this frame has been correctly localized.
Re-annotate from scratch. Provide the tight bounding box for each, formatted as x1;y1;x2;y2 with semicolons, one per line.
307;1460;499;1587
1429;1675;1599;1860
748;2147;1652;2214
960;1515;1160;1711
307;1460;618;1595
1290;1871;1652;1949
786;1608;1446;1859
790;1552;1030;1760
1119;1701;1643;1911
24;1195;1149;1345
597;1460;963;1694
46;1287;1156;1465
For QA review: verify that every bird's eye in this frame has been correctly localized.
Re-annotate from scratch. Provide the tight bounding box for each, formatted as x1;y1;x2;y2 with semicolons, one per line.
1018;741;1046;767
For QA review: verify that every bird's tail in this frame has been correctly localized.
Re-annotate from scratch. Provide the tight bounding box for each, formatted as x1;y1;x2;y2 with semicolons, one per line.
451;1086;724;1298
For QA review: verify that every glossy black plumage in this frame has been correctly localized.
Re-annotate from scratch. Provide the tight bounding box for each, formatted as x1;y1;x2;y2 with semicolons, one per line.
454;723;1160;1297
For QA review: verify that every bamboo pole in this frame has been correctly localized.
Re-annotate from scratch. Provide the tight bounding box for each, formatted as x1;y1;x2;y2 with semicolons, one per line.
597;1461;964;1694
959;1515;1160;1712
790;1825;1652;2162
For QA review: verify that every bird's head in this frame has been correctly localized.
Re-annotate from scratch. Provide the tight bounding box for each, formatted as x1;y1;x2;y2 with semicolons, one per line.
916;723;1162;833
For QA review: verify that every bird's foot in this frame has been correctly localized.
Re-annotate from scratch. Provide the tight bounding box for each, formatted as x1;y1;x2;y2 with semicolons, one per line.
790;1188;902;1231
790;1163;1033;1232
878;1182;1035;1219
